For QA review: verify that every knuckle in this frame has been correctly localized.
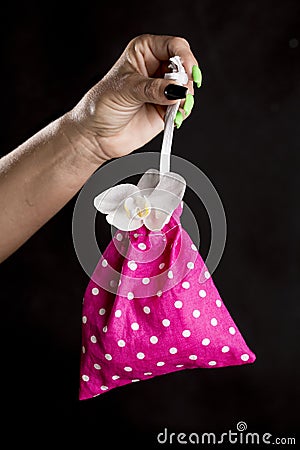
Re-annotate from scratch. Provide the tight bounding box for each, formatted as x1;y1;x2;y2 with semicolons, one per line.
137;33;152;42
127;37;138;53
143;79;158;101
173;36;190;48
128;34;151;53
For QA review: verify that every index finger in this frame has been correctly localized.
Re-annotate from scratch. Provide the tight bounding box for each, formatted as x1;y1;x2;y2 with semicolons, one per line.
133;34;200;80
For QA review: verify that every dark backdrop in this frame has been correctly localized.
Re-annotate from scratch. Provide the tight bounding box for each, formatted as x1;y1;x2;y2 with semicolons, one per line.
1;0;299;447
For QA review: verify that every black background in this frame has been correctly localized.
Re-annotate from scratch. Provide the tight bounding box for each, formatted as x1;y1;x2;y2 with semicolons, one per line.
1;0;299;447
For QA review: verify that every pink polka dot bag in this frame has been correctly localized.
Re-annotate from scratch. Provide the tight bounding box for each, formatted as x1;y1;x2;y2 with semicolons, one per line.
79;57;256;400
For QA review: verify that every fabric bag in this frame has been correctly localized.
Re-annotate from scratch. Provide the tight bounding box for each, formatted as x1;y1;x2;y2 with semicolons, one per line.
79;57;256;399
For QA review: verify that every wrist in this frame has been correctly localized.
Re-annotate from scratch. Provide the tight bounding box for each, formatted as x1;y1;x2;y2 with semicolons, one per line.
61;111;110;168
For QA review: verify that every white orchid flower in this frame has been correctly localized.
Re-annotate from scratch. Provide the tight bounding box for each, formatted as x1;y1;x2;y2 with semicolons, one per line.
94;169;186;231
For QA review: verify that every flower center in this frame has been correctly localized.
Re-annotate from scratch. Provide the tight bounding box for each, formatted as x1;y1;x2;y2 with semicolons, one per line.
124;195;150;219
137;206;150;218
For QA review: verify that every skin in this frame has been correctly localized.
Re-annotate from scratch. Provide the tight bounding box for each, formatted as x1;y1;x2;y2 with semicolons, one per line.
0;34;198;263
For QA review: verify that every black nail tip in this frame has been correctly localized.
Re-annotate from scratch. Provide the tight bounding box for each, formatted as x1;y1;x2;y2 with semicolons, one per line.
164;84;188;100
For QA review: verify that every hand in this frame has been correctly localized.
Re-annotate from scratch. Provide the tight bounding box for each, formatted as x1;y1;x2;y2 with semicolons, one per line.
70;34;200;161
0;34;201;261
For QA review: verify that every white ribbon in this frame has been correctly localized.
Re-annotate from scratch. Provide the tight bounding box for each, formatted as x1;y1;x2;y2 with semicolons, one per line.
93;56;188;232
160;56;188;174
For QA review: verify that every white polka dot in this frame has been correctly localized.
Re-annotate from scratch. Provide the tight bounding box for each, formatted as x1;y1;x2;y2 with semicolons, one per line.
229;326;236;335
241;353;250;361
112;375;120;380
92;287;99;295
182;281;190;289
110;280;117;288
82;316;87;324
105;353;112;361
211;318;218;326
181;201;184;208
99;308;106;316
187;262;194;269
115;309;122;318
192;309;201;318
82;346;86;354
150;336;158;344
199;289;206;298
94;363;101;370
222;346;230;353
118;279;121;286
127;292;134;300
167;270;174;279
169;347;177;354
162;319;170;327
124;366;132;372
116;233;123;241
189;355;197;361
131;322;139;331
101;385;108;391
143;306;151;314
208;360;217;366
138;243;146;250
176;364;184;368
134;233;139;238
142;277;150;285
202;338;210;346
191;244;197;251
101;259;108;267
144;372;152;376
174;300;183;309
182;330;191;338
90;335;97;343
136;352;145;359
102;326;107;333
128;260;137;271
82;375;89;382
216;299;222;307
204;270;210;279
132;379;140;383
159;263;165;270
156;290;163;297
118;339;126;347
157;361;165;367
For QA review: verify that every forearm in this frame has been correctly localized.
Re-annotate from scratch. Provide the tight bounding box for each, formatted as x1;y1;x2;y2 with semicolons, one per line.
0;114;104;262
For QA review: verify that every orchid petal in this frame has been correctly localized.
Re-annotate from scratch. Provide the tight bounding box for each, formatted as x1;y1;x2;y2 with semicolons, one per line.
137;169;160;196
144;209;170;231
144;172;186;230
106;207;143;231
94;184;139;214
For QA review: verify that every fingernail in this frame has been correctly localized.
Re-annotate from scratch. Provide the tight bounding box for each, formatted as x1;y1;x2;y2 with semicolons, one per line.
174;111;183;129
183;93;194;115
192;65;202;88
164;84;188;100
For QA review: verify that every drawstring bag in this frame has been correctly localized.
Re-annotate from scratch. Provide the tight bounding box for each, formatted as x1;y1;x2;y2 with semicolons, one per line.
79;57;256;400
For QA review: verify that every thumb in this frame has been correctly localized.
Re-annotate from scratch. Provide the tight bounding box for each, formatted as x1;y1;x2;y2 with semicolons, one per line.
129;74;188;106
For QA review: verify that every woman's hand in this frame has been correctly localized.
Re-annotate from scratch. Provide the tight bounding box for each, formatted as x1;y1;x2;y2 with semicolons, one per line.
70;34;200;161
0;34;201;262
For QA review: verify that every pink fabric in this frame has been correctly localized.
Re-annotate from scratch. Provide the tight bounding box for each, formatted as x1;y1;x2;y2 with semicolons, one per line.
79;204;255;399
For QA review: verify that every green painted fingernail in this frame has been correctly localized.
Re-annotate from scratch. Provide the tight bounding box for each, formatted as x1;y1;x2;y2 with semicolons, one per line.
183;93;194;115
174;111;183;129
192;65;202;88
